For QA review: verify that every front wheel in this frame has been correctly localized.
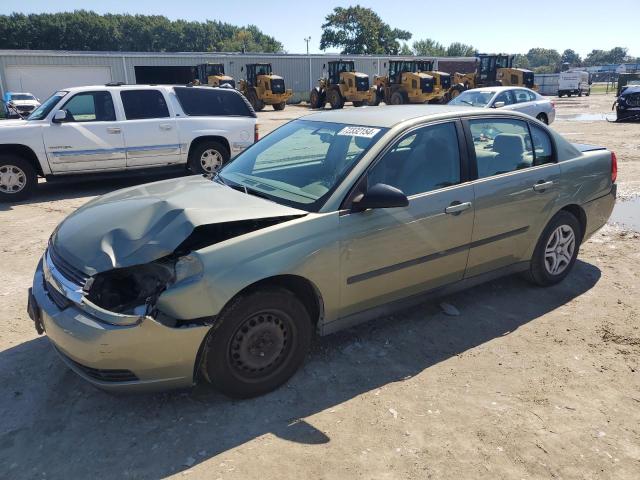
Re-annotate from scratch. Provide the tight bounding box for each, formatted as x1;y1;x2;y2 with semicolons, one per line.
273;102;286;111
390;91;405;105
202;288;312;398
309;89;325;109
526;211;581;286
0;155;36;202
188;140;230;175
328;89;344;109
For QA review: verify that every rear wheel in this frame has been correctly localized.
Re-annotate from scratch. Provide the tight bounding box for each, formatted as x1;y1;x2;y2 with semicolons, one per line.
202;288;312;398
0;155;36;202
536;113;549;124
273;102;286;111
390;91;405;105
188;140;230;175
526;211;581;286
328;88;344;109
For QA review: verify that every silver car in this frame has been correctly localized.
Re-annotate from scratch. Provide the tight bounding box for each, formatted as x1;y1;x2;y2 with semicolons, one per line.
449;86;556;124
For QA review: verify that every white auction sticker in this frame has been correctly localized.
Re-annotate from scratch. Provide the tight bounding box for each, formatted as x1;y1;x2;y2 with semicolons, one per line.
337;126;381;138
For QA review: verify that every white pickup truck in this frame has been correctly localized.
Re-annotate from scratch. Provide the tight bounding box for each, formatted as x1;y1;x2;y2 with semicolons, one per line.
0;84;257;200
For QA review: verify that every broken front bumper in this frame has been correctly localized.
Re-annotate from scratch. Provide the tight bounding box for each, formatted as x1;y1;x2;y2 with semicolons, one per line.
30;259;211;393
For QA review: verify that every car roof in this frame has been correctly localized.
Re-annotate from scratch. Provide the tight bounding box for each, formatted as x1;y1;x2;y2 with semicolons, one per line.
303;104;534;128
462;86;536;94
56;84;236;94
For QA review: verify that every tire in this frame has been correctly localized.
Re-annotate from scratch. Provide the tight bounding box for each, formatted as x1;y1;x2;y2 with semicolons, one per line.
328;88;344;109
247;89;264;112
558;92;564;98
202;287;313;398
390;91;405;105
525;211;581;287
586;89;591;97
450;84;465;100
567;92;572;97
370;89;382;106
309;89;325;109
0;154;37;202
352;100;364;107
536;113;549;125
578;90;583;97
188;140;230;175
273;102;286;111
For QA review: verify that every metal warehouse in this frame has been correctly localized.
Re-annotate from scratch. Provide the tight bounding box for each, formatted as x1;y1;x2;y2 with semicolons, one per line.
0;50;476;103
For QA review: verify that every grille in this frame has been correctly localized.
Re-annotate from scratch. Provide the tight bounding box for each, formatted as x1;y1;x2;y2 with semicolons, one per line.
43;279;71;310
440;74;452;90
48;245;89;287
356;77;369;92
16;105;34;112
271;78;285;94
626;93;640;107
58;349;139;382
421;77;434;94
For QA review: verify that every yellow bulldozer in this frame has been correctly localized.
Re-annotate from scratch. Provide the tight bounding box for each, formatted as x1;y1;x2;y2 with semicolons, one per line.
372;59;451;105
309;60;376;109
194;63;235;88
449;54;537;99
238;63;293;111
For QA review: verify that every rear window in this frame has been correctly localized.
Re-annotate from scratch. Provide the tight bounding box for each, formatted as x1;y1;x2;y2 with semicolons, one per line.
174;87;255;118
120;90;170;120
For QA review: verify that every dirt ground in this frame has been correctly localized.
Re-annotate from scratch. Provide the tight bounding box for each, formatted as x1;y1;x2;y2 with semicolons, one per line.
1;94;639;480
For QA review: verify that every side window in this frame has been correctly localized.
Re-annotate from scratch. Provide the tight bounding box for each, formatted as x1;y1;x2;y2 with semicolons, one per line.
530;124;554;165
494;90;515;106
469;119;534;178
61;92;115;122
173;87;254;117
120;90;169;120
368;122;461;197
514;89;532;103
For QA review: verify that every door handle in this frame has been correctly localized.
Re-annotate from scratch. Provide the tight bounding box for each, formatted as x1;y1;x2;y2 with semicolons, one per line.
445;201;472;215
159;124;173;131
106;127;121;134
533;180;554;192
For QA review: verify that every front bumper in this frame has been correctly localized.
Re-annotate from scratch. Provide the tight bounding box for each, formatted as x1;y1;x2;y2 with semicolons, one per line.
30;260;210;393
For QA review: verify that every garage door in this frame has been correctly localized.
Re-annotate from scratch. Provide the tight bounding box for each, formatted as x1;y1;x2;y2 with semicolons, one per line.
5;65;112;101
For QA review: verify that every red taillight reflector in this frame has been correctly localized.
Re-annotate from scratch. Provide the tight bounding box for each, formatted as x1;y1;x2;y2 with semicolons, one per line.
254;124;259;142
611;151;617;183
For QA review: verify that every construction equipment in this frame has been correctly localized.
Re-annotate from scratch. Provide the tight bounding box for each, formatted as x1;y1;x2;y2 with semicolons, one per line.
194;63;235;88
449;54;537;100
309;60;376;109
238;63;292;111
372;60;451;105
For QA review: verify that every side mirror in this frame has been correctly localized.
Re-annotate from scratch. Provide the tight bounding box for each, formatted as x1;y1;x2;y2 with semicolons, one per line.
352;183;409;211
52;110;67;123
492;101;505;108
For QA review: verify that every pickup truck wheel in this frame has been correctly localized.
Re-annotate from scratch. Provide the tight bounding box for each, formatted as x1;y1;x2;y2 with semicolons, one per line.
202;287;312;398
526;211;581;286
188;141;229;175
0;155;36;202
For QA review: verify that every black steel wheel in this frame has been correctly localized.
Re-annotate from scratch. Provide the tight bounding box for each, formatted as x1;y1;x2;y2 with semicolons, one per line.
202;287;312;398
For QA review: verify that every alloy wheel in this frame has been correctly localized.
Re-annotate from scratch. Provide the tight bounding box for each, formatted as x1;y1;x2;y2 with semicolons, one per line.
200;149;223;173
0;164;27;194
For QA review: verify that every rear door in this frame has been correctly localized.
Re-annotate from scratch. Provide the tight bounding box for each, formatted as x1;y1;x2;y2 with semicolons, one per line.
118;89;181;168
339;121;475;318
464;117;560;277
42;90;126;173
513;89;537;117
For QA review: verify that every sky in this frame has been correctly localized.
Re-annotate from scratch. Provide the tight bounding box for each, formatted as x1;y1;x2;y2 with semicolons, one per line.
2;0;638;58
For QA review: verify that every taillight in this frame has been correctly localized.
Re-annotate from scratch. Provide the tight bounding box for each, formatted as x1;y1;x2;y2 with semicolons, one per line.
611;151;617;183
254;124;259;143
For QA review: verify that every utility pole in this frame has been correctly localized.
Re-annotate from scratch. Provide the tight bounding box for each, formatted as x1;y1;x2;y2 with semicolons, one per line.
305;37;312;91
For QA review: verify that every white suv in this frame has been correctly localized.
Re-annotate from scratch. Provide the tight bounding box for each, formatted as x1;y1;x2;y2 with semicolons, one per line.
0;84;257;201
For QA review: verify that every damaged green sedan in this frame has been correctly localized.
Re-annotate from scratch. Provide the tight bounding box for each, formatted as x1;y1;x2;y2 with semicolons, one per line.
28;106;617;397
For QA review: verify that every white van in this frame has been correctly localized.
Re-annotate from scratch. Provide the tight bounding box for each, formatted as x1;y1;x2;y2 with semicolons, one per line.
558;71;591;97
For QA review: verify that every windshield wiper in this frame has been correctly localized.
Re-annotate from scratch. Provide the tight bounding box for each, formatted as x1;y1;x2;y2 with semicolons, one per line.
212;172;227;185
459;99;474;106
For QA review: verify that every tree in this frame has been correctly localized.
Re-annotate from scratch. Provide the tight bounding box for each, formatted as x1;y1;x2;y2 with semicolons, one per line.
512;54;530;69
446;42;475;57
526;48;561;69
0;11;283;52
398;43;413;56
412;38;445;56
320;6;411;55
584;47;628;66
561;49;582;67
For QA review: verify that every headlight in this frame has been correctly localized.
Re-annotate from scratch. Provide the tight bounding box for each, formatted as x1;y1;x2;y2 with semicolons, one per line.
174;254;204;284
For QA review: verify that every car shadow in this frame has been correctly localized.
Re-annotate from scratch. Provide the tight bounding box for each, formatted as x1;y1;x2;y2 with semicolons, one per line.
0;260;601;478
0;168;190;212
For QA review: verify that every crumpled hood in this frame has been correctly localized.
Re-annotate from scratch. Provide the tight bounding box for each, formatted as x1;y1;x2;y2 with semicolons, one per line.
51;175;306;274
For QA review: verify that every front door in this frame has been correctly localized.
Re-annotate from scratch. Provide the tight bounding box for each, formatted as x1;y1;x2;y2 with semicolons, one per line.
464;117;561;277
43;91;125;173
118;89;181;168
339;121;475;318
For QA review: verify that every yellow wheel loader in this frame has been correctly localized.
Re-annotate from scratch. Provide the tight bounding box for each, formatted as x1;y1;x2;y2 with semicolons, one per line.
372;60;451;105
238;63;293;111
448;54;537;100
195;63;235;88
309;60;376;109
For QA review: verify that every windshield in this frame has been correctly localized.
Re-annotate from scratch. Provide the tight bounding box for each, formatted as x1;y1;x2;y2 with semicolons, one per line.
9;94;36;101
449;90;495;107
27;91;67;120
220;120;387;212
